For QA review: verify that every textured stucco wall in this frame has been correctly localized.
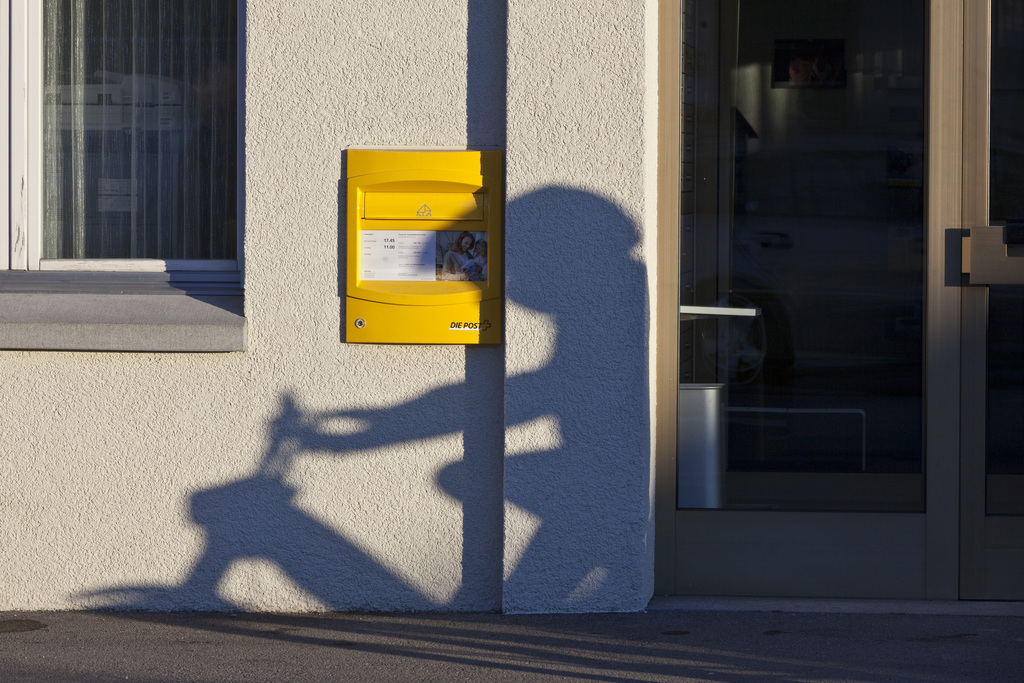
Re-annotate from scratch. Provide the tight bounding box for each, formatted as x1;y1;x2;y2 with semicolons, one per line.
0;0;656;613
503;0;655;612
0;0;504;613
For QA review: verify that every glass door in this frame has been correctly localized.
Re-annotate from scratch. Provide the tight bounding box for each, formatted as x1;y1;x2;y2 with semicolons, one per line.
662;0;1024;600
697;0;927;513
664;0;963;598
960;0;1024;600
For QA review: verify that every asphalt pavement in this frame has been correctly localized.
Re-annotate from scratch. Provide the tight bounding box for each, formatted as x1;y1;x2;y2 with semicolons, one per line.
2;597;1023;682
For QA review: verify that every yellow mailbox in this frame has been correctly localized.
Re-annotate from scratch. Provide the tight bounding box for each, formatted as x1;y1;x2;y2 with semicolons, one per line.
345;149;503;344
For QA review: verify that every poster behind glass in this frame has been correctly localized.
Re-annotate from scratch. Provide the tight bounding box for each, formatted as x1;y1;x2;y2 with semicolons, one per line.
361;230;489;282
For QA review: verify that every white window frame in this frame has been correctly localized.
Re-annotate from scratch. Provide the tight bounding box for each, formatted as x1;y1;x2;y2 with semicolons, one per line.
5;0;242;276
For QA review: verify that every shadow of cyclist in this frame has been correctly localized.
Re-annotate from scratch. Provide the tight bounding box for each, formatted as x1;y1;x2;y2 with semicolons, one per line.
86;187;646;613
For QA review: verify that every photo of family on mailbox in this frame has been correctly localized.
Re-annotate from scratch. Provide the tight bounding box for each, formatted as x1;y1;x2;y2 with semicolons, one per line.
437;230;488;281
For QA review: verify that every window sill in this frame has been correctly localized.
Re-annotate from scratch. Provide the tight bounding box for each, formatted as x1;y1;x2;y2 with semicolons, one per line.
0;292;246;352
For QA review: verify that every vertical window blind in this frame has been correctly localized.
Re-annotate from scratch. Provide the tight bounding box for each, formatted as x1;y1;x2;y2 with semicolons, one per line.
43;0;237;260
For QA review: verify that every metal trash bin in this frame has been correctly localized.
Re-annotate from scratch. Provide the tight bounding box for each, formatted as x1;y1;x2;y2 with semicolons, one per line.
677;383;725;509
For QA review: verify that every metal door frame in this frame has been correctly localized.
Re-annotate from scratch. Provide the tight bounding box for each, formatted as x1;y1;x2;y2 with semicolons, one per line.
655;0;968;599
959;0;1024;600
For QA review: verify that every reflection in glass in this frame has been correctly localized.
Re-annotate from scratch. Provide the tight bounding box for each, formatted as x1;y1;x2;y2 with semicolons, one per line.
680;0;926;511
43;0;237;260
986;0;1024;516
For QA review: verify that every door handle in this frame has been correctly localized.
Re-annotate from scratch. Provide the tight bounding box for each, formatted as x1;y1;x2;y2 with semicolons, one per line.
963;224;1024;284
679;305;760;321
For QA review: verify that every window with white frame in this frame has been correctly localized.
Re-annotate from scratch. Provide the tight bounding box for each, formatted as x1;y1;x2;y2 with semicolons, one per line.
6;0;239;276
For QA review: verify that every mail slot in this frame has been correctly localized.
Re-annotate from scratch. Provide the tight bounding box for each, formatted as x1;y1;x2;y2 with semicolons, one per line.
363;192;485;221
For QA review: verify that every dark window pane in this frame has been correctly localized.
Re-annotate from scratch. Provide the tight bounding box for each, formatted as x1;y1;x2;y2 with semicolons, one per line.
986;0;1024;515
679;0;926;512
